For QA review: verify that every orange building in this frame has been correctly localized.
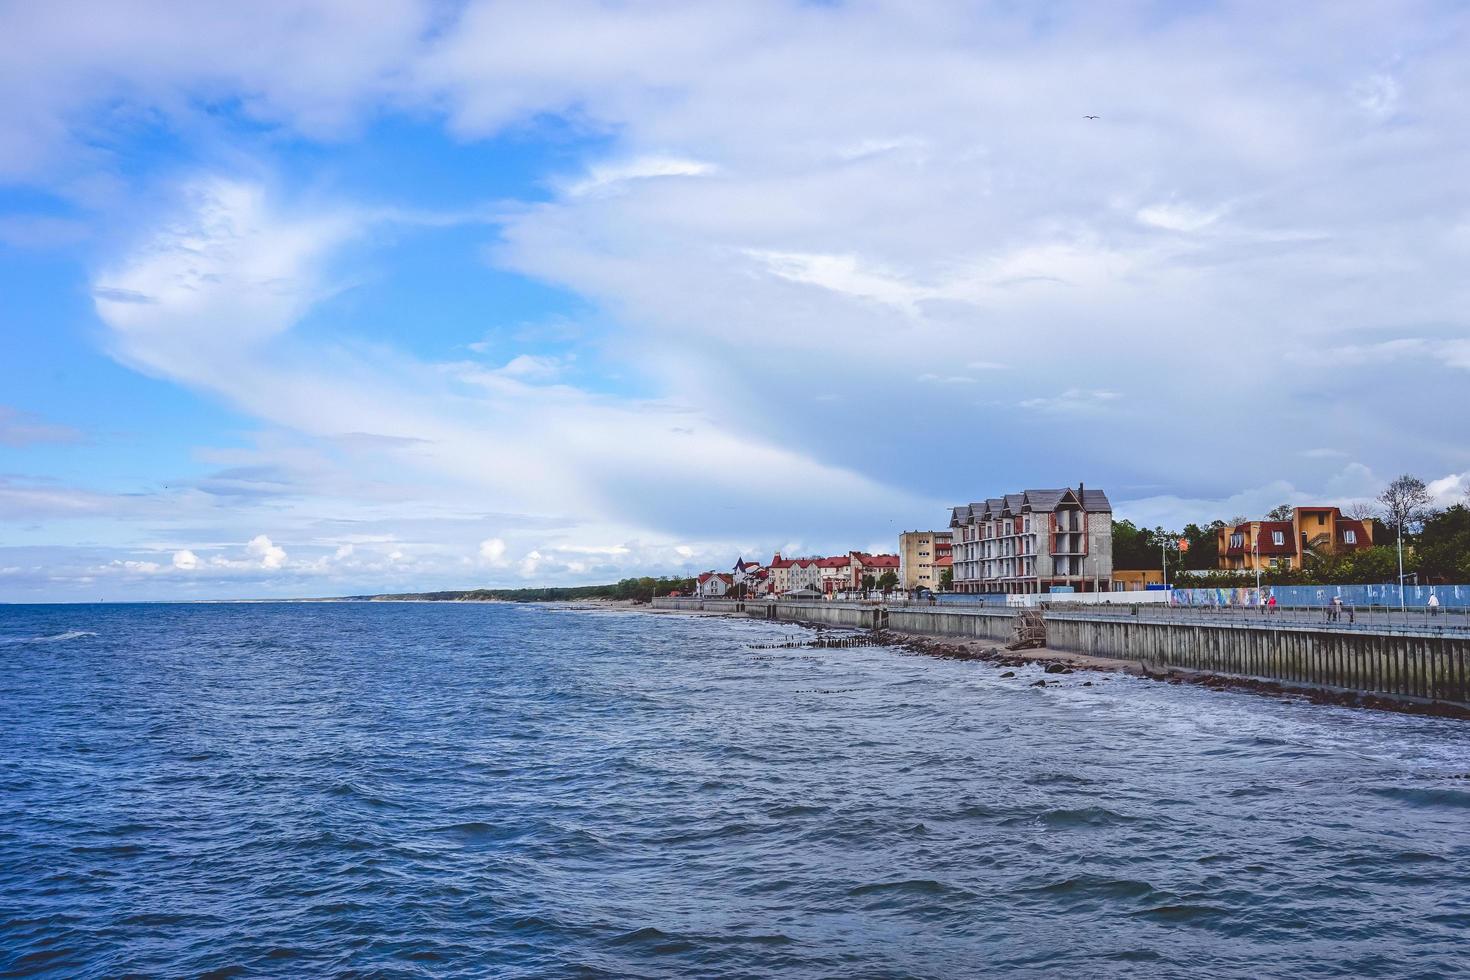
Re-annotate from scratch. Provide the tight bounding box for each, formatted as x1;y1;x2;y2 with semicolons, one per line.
1216;506;1372;572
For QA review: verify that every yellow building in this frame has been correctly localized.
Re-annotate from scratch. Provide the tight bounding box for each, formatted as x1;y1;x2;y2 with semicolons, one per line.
1217;507;1373;572
898;530;953;590
1111;569;1165;591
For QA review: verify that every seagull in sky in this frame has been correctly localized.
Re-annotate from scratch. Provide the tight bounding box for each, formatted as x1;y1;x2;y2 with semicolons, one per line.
1084;115;1099;120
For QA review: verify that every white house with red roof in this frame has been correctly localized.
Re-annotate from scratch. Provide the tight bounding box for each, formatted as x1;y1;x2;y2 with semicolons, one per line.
696;571;734;598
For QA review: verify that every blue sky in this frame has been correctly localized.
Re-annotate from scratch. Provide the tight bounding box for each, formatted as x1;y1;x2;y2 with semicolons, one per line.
3;0;1470;600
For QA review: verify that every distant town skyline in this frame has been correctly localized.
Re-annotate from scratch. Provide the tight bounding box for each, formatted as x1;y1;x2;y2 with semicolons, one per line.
3;1;1470;601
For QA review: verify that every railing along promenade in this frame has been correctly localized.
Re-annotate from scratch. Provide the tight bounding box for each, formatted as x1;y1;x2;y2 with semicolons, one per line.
651;596;1470;708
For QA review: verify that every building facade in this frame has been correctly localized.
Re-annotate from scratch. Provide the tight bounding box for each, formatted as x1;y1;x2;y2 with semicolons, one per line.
768;554;822;594
898;530;954;591
948;485;1114;594
1217;507;1373;572
697;572;733;597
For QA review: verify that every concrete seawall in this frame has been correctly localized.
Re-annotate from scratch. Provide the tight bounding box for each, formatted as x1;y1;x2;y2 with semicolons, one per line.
1045;613;1470;705
651;597;1470;709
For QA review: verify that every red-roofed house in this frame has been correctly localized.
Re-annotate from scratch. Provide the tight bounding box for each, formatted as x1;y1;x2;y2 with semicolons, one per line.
1217;507;1374;572
697;572;734;597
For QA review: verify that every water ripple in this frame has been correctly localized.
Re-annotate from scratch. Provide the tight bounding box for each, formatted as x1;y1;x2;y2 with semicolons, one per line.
2;601;1469;977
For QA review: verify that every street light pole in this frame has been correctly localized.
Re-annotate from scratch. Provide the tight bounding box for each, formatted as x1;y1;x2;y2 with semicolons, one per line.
1161;539;1168;589
1397;523;1406;611
1253;543;1260;593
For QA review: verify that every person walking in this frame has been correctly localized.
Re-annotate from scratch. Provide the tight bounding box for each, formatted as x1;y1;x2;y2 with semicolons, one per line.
1429;593;1441;617
1267;593;1277;614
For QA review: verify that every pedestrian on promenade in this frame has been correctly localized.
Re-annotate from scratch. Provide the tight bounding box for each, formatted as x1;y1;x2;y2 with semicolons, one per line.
1330;596;1342;622
1268;594;1277;614
1429;593;1441;617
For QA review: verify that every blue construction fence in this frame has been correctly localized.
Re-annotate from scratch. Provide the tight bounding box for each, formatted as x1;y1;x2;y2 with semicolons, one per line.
931;592;1010;606
1169;584;1470;610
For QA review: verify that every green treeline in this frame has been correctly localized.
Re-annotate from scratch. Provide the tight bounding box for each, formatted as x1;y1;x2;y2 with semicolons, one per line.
370;575;698;603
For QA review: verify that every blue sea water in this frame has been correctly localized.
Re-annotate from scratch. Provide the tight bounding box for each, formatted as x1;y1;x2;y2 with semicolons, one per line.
2;602;1469;978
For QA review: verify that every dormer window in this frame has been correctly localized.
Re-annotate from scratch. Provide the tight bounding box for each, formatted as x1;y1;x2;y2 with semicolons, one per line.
1229;533;1244;549
1343;529;1357;545
1272;531;1285;546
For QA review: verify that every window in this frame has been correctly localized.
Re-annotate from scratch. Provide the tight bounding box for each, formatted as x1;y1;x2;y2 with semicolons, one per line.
1229;533;1244;549
1317;513;1327;526
1272;531;1284;546
1344;529;1357;544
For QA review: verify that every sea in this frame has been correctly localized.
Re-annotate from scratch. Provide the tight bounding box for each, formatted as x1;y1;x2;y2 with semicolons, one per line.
2;601;1468;978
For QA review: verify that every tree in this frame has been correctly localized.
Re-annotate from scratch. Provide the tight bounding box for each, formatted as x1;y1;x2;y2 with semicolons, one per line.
1346;501;1377;522
1379;474;1434;603
1153;526;1184;584
1111;520;1160;569
876;570;899;593
1416;504;1470;582
1181;521;1224;570
1379;474;1434;536
939;567;954;590
860;574;876;591
1266;504;1295;521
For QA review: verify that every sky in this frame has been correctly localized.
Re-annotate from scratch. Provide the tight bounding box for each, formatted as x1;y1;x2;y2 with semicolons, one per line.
2;0;1470;601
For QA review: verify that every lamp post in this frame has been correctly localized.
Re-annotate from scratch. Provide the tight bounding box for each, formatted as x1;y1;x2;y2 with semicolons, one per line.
1253;542;1261;593
1396;527;1406;611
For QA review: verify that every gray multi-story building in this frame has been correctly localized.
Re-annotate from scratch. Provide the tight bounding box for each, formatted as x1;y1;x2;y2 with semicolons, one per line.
948;485;1113;594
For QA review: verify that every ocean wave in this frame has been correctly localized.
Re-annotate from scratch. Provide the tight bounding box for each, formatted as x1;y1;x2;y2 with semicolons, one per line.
0;630;98;645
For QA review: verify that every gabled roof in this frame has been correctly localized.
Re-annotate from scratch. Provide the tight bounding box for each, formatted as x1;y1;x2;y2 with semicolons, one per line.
1024;489;1065;511
1256;521;1296;555
817;555;852;568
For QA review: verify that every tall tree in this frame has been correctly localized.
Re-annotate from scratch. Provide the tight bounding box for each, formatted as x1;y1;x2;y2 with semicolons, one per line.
1265;504;1295;521
1378;475;1434;538
1379;474;1434;602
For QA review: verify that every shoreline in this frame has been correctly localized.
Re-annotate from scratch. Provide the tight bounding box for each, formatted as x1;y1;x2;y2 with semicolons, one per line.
632;604;1470;721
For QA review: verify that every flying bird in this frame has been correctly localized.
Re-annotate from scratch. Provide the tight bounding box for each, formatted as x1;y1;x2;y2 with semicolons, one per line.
1084;115;1099;120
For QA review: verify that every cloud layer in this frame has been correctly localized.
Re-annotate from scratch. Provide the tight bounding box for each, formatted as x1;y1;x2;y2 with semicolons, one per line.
3;1;1470;598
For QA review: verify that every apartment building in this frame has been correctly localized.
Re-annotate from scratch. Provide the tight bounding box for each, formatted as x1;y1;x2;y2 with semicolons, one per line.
898;530;953;590
768;554;822;594
1217;506;1373;572
948;484;1113;594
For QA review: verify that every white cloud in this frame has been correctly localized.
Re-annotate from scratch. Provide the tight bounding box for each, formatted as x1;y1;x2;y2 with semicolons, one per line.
1018;388;1122;414
1136;201;1226;233
1427;472;1470;506
246;534;287;570
0;406;83;447
567;155;715;197
478;537;508;564
172;549;199;570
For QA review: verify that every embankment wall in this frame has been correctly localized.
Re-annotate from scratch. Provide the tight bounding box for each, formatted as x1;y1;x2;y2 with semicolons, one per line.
651;597;1470;707
1045;613;1469;705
